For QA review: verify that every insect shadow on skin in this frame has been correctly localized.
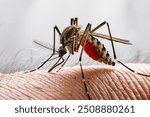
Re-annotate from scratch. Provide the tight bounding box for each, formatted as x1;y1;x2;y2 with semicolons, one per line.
28;17;150;100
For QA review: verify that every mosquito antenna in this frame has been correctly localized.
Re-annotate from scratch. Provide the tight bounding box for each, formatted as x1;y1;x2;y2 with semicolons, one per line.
71;18;75;25
117;60;150;77
75;17;78;25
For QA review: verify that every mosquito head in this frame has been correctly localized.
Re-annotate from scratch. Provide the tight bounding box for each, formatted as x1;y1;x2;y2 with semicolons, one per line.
60;25;81;54
58;46;67;57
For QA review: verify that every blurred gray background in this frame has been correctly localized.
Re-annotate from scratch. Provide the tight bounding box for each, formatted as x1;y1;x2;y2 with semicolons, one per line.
0;0;150;73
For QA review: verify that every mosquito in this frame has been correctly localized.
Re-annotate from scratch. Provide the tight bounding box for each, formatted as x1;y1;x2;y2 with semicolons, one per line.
29;17;150;99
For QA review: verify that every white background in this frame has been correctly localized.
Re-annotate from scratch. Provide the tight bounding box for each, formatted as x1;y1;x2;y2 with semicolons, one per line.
0;0;150;73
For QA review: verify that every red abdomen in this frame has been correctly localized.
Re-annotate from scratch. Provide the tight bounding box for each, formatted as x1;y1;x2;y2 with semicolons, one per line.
81;39;102;61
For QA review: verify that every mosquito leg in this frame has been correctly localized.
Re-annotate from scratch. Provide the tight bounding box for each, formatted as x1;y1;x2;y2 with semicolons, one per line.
79;62;91;99
29;54;55;72
48;57;64;72
29;26;61;72
78;23;91;100
104;22;150;76
92;21;150;77
57;54;71;72
91;21;116;59
118;61;150;77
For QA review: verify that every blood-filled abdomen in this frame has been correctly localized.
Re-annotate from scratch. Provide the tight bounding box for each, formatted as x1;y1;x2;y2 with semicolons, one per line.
81;40;102;61
81;37;115;66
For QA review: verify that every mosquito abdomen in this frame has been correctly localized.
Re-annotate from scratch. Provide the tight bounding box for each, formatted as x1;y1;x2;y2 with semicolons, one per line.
81;36;115;66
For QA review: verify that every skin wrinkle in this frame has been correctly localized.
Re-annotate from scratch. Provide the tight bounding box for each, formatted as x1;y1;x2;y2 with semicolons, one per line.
89;69;111;99
30;75;64;98
114;68;137;99
0;93;8;100
14;83;46;99
97;73;118;100
113;70;132;100
127;71;148;100
57;73;80;99
86;68;115;99
4;68;78;99
113;69;134;100
126;72;140;99
71;82;85;99
85;68;114;99
136;65;150;90
13;75;48;99
89;79;105;99
84;72;100;99
104;84;120;100
104;71;122;99
88;82;99;100
105;71;124;99
125;71;143;99
98;77;117;100
117;69;139;100
91;76;105;99
131;74;149;99
73;69;90;99
1;74;13;85
28;73;56;89
73;81;87;99
0;65;150;100
138;75;150;98
35;70;87;99
86;70;105;99
27;82;55;99
29;73;67;99
95;72;118;100
135;66;150;99
4;82;31;99
93;69;113;99
141;68;150;99
107;70;128;100
41;80;70;99
92;66;132;99
0;86;16;99
96;75;112;100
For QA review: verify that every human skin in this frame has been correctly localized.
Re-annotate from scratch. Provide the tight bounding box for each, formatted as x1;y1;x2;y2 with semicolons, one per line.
0;64;150;100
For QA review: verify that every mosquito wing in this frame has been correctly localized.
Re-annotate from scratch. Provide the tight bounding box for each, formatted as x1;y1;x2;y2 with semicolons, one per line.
81;31;132;45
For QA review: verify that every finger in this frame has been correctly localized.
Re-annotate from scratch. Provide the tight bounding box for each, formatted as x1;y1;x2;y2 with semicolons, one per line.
0;68;88;100
0;64;150;100
84;64;150;100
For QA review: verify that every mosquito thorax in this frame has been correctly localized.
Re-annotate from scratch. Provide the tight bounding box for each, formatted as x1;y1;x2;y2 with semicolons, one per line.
60;25;81;54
